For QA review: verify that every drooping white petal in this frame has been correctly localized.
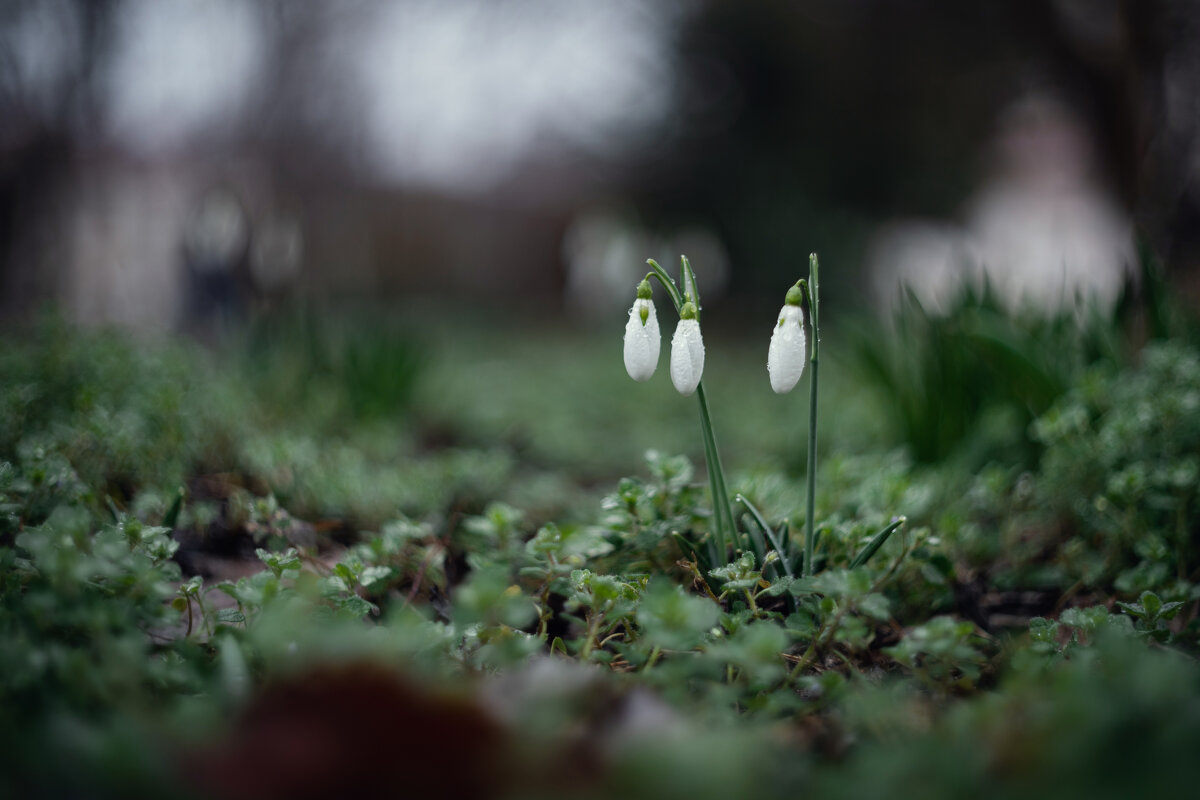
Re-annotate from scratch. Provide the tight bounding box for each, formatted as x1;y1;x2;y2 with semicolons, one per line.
670;318;705;396
623;298;661;381
767;304;806;394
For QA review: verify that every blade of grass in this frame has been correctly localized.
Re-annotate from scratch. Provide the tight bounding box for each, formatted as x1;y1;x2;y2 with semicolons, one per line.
849;517;907;569
735;493;795;581
162;486;185;529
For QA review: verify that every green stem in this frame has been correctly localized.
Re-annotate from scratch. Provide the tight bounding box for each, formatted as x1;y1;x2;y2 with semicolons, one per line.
788;639;818;683
645;261;684;311
696;381;733;564
744;588;759;615
580;614;602;660
787;596;847;683
648;256;735;566
803;253;820;578
645;645;663;671
537;581;553;638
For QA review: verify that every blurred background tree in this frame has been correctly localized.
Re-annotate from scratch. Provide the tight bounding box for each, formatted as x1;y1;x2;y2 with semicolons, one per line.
1;0;1197;329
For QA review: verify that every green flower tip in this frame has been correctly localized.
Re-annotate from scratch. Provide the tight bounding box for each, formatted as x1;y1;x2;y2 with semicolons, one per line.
636;278;653;300
679;301;698;320
784;283;803;306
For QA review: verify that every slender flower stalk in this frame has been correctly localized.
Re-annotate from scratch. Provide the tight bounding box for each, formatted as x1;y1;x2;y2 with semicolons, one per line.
802;253;820;577
637;256;734;564
768;257;820;576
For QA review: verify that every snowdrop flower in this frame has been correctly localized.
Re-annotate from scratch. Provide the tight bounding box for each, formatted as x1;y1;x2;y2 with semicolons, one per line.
670;301;705;396
623;279;661;381
767;283;806;394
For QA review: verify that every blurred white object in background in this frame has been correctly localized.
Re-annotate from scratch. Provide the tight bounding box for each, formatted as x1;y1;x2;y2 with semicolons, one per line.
871;94;1135;315
184;188;249;275
250;216;304;295
563;209;730;321
181;187;251;325
563;210;650;319
868;222;979;312
967;95;1135;312
65;164;193;334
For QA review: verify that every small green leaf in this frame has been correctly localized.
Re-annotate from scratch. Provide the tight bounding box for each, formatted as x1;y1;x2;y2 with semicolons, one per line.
784;611;817;637
336;594;376;618
215;607;246;625
1115;601;1146;621
1139;591;1163;620
334;562;356;583
359;565;392;588
636;577;720;651
761;576;795;597
1028;617;1059;644
321;575;350;594
858;593;891;622
1060;605;1111;630
1158;600;1186;620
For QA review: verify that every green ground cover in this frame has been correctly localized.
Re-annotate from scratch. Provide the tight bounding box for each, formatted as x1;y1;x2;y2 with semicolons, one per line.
1;293;1198;799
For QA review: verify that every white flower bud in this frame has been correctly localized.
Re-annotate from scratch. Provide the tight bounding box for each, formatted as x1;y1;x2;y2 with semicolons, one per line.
623;297;661;381
768;304;806;393
670;311;705;396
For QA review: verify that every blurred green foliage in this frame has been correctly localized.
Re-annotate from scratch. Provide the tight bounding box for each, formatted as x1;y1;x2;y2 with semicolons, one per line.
0;315;233;506
1034;342;1200;603
238;305;425;425
853;284;1120;465
817;625;1200;800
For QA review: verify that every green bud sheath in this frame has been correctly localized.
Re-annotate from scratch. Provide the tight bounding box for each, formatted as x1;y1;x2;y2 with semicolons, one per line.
785;282;803;306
